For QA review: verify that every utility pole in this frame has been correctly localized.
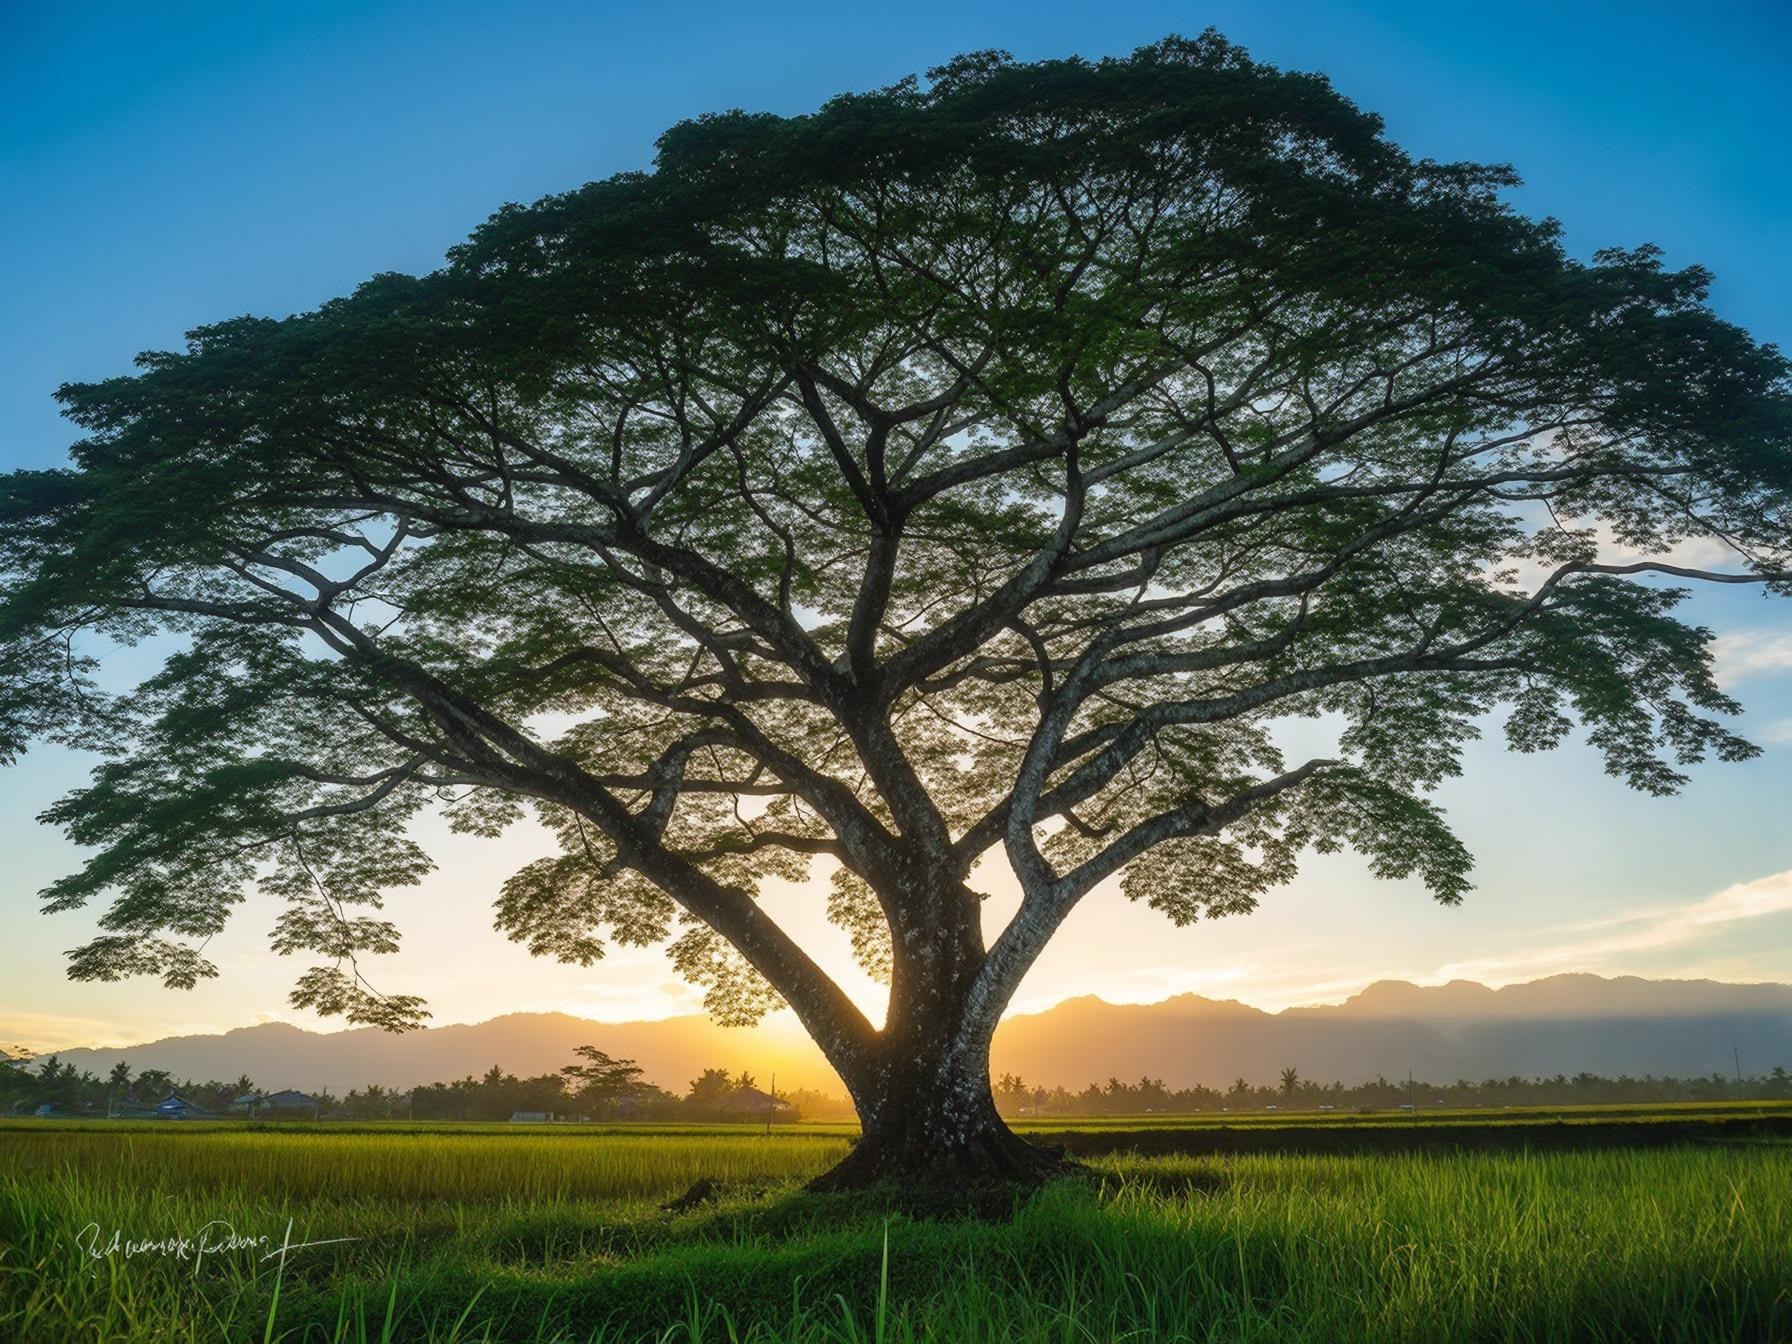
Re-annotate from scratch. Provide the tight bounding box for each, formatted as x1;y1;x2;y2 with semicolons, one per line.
1734;1045;1744;1091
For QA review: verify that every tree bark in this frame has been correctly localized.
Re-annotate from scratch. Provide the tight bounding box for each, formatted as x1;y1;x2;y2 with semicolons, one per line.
807;1051;1067;1191
806;898;1070;1191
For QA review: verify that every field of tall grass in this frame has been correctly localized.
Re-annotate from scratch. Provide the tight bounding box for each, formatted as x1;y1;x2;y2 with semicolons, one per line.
3;1115;1789;1342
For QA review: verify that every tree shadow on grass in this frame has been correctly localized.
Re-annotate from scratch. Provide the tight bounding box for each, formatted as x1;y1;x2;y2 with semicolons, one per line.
272;1176;1109;1339
664;1170;1061;1236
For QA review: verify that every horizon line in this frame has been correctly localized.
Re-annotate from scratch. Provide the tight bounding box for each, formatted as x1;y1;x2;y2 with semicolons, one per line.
14;968;1792;1056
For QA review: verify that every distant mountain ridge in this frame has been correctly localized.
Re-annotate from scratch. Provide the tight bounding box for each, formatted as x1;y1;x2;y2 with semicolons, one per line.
992;975;1792;1091
32;1011;843;1097
27;974;1792;1095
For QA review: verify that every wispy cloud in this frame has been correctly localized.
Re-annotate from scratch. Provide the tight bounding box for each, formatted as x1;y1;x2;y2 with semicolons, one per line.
1425;870;1792;985
1490;516;1757;596
1207;870;1792;1013
1599;530;1748;572
0;1009;229;1055
1757;716;1792;745
1711;631;1792;686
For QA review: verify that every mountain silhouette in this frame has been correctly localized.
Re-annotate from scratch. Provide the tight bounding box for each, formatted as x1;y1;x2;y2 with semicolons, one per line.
33;1011;840;1096
28;974;1792;1096
991;975;1792;1090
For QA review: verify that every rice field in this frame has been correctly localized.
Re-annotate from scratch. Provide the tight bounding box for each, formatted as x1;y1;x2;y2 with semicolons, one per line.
0;1126;851;1204
3;1114;1790;1342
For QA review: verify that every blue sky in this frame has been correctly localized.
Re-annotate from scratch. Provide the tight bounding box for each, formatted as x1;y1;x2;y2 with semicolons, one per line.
3;1;1790;1050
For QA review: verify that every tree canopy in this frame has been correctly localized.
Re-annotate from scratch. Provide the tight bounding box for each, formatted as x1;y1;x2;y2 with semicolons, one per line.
2;32;1788;1179
561;1045;647;1109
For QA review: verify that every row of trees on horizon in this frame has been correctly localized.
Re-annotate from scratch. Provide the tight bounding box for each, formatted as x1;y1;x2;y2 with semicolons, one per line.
11;1044;1792;1119
3;1045;838;1121
994;1066;1792;1114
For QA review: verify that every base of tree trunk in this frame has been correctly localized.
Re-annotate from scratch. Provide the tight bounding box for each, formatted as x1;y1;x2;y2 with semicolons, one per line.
807;1112;1076;1197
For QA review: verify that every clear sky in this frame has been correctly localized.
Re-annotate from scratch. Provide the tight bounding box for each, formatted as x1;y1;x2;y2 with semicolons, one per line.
4;1;1791;1052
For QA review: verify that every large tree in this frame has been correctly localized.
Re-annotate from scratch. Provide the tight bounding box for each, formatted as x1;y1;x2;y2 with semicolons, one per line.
2;34;1788;1187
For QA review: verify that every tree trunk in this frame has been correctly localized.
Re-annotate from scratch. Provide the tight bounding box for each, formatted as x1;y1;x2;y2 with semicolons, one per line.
808;1057;1067;1191
807;926;1070;1191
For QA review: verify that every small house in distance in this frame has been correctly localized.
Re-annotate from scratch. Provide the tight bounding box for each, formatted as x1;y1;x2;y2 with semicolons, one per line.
152;1093;212;1120
232;1089;320;1118
715;1086;797;1123
508;1110;554;1123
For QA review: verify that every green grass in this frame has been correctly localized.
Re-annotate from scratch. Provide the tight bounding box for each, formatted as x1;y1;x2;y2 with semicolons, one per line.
0;1128;849;1202
1017;1099;1792;1130
6;1096;1785;1140
3;1111;1789;1342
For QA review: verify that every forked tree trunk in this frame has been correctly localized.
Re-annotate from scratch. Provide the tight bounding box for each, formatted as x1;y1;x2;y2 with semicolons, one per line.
807;1053;1065;1191
805;927;1070;1191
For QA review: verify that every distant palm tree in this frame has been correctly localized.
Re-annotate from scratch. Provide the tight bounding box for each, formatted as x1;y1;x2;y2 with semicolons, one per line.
1280;1067;1300;1098
105;1061;131;1116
